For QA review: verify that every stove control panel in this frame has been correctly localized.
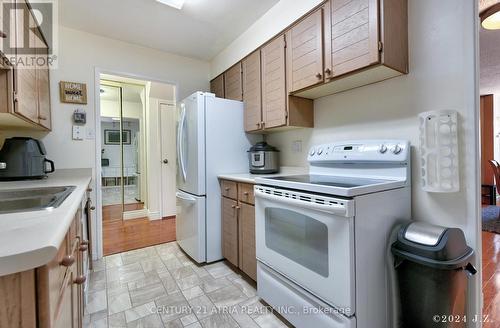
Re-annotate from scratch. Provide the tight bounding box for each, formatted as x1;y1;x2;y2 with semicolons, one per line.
308;140;410;163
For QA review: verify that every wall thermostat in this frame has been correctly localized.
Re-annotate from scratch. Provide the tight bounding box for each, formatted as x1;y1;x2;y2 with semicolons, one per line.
73;109;86;124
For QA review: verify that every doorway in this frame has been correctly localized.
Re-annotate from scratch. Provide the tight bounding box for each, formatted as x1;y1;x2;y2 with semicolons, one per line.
479;27;500;323
97;73;178;255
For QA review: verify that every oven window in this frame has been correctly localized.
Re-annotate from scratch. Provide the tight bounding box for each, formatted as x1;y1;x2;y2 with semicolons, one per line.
265;207;329;277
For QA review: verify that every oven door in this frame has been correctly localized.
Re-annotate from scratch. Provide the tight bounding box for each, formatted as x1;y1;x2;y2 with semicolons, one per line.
255;186;355;314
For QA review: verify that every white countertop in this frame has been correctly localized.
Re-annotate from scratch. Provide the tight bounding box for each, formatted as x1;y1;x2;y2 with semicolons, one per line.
218;166;307;184
0;169;92;276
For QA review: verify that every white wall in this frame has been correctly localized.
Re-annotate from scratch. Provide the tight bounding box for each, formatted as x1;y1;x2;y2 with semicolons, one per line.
211;0;481;320
42;26;209;171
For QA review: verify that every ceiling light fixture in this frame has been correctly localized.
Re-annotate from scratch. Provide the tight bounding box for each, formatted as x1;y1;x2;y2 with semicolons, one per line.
480;0;500;30
156;0;185;10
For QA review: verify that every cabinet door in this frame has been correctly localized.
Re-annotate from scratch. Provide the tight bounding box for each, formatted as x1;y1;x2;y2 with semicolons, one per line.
286;8;324;93
325;0;379;79
261;35;287;129
210;74;224;98
239;203;256;281
242;50;262;132
54;268;77;328
13;0;38;123
222;197;239;267
36;30;51;129
223;63;243;101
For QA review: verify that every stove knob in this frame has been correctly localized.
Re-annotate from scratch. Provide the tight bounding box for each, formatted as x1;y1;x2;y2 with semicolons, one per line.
317;147;324;155
309;148;316;156
391;144;403;154
379;144;388;154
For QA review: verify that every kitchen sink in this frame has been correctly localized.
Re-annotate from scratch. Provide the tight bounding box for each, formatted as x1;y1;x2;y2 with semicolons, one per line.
0;186;76;214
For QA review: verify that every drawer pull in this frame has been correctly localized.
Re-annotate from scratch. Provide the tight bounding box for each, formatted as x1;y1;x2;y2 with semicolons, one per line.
90;205;96;211
73;275;86;285
225;187;230;191
79;244;88;252
243;192;249;196
80;240;89;246
231;205;236;209
87;187;93;192
60;255;75;267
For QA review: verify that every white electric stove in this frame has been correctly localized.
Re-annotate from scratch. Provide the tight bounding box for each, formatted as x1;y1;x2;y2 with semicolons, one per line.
254;140;412;328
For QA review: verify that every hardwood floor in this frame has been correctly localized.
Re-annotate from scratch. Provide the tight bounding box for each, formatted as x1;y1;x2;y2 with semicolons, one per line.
102;203;145;222
103;216;176;256
483;231;500;327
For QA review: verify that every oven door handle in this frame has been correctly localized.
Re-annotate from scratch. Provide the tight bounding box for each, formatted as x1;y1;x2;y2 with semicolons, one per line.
255;189;349;216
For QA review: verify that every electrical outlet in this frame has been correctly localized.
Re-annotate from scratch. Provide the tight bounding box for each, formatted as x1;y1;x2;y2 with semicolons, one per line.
292;140;302;153
72;126;84;140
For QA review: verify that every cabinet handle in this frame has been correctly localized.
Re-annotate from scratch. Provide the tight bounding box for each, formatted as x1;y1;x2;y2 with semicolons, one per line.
73;275;86;285
79;244;88;252
80;240;89;246
38;115;47;120
60;255;75;267
236;206;241;210
90;205;96;211
256;122;261;128
87;187;93;192
261;122;265;129
325;68;332;76
225;187;230;191
243;192;249;196
316;73;322;79
231;205;236;209
0;31;6;39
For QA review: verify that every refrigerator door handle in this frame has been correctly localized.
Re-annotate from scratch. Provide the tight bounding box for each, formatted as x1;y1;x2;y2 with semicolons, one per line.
176;191;197;205
177;103;187;182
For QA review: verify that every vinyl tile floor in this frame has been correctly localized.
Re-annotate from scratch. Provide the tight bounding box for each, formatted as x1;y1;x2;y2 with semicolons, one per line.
83;242;290;328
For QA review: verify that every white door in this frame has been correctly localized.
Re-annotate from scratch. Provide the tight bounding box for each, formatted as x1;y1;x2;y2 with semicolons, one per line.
176;189;206;262
255;186;356;314
176;93;206;196
160;101;177;217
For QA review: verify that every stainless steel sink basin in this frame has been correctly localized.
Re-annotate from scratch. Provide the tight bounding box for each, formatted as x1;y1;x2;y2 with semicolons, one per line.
0;186;76;214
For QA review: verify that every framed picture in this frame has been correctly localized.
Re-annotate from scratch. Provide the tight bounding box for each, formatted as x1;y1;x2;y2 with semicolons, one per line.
59;81;87;104
104;130;131;145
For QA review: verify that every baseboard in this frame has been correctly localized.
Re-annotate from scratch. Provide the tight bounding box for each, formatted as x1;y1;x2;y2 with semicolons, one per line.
148;210;161;220
123;209;148;220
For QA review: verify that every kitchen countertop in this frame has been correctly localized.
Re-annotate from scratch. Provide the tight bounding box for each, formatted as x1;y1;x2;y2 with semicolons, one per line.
0;168;92;276
218;166;307;184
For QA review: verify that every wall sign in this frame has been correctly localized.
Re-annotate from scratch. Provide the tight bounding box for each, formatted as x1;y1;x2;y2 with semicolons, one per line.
59;81;87;104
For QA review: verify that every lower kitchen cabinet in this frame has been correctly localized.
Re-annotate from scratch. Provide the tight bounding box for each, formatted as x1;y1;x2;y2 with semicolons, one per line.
238;202;256;280
220;179;257;281
0;192;89;328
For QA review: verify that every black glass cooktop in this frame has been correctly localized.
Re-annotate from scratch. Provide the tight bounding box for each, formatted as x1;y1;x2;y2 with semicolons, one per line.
267;174;390;188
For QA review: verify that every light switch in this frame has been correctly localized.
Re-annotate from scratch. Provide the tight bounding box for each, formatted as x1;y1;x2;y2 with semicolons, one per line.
72;125;84;140
292;140;302;153
85;127;95;140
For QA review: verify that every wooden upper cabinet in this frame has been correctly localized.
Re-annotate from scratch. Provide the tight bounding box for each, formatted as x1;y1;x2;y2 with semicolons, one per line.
261;35;287;129
242;50;262;132
210;74;224;98
36;30;51;129
325;0;379;78
286;7;324;93
224;63;243;101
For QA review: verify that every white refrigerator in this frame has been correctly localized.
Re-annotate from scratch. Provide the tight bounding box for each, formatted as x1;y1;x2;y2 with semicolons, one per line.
176;92;254;263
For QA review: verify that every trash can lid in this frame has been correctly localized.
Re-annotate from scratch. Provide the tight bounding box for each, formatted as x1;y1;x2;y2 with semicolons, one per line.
391;222;474;269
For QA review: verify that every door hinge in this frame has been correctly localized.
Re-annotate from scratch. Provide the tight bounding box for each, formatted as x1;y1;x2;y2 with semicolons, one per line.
378;41;383;52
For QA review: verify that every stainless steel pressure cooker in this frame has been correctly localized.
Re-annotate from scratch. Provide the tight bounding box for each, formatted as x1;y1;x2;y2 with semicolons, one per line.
248;142;279;174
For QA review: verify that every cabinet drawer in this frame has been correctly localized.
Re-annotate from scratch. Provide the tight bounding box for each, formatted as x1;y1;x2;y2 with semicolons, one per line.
221;180;238;200
238;183;255;205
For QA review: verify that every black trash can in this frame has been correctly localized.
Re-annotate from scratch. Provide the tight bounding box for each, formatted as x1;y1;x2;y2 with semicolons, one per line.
391;222;477;328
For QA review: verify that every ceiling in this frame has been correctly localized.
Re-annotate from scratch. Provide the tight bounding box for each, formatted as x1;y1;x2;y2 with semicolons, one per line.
480;28;500;94
59;0;279;60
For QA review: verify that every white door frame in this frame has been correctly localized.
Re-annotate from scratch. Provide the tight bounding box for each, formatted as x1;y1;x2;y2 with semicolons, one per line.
159;100;177;219
93;67;179;260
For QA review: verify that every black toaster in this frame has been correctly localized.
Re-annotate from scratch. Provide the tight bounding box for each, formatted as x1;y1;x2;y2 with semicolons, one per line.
0;137;55;180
